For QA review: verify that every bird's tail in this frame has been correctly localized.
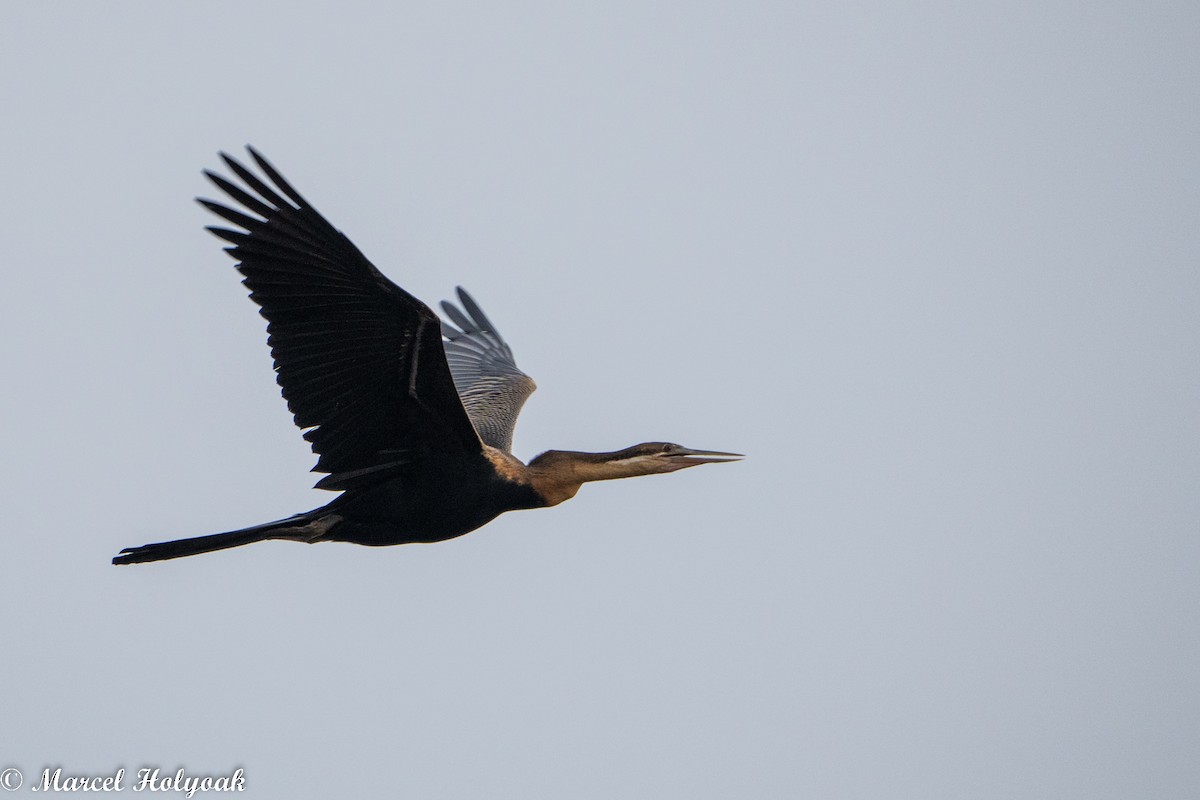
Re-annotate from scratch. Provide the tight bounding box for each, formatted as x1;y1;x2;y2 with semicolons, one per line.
112;511;340;565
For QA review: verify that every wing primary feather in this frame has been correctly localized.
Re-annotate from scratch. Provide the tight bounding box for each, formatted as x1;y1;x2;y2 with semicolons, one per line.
440;301;474;332
202;175;333;254
197;199;264;230
247;146;313;209
219;152;293;212
203;172;275;219
457;287;500;334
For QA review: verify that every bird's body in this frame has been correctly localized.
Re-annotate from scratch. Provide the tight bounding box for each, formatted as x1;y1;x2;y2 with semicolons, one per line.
113;148;739;565
324;448;546;546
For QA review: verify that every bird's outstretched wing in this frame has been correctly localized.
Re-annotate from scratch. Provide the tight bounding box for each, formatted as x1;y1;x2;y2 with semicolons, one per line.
198;147;481;491
440;288;536;453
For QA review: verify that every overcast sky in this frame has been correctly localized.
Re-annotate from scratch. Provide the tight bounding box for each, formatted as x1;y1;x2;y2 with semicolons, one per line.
2;2;1198;798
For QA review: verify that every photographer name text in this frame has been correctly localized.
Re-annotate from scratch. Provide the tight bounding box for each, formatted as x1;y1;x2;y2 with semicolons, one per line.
29;767;244;797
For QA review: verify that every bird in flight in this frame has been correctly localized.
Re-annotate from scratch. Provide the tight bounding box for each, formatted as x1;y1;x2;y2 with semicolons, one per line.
113;148;741;565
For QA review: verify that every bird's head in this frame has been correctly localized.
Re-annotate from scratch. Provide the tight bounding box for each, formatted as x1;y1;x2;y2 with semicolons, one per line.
607;442;745;474
526;442;743;505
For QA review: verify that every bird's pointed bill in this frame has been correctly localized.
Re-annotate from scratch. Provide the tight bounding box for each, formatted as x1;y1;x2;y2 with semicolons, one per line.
672;448;744;466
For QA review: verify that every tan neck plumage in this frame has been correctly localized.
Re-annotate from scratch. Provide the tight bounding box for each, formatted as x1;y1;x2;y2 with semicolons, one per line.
486;446;665;507
525;451;660;506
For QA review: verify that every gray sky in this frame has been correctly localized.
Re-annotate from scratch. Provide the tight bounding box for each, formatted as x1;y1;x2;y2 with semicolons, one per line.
2;2;1198;798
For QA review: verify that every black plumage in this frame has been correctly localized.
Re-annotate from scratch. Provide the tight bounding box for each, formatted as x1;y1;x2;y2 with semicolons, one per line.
113;149;739;565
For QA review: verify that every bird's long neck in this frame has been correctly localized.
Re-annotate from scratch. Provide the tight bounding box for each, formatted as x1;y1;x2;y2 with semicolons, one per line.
524;449;659;506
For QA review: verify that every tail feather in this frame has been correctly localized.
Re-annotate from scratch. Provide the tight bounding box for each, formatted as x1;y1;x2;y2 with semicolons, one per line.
112;512;336;565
